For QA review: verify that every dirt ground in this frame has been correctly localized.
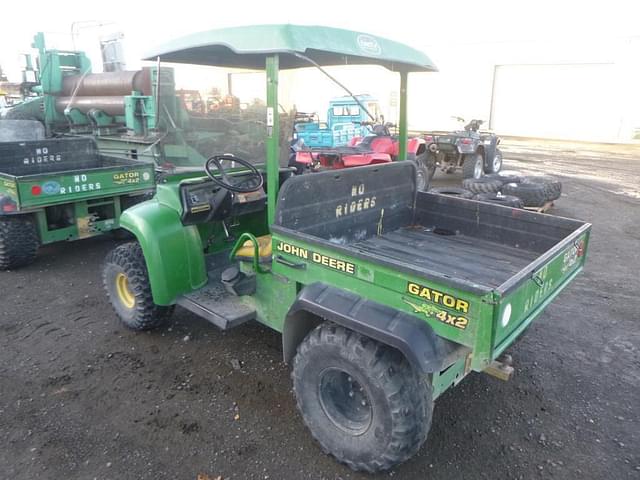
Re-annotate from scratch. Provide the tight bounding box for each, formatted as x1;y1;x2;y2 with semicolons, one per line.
1;139;639;480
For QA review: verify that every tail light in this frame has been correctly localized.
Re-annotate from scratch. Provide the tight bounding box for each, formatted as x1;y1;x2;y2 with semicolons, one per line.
2;204;16;212
460;138;473;145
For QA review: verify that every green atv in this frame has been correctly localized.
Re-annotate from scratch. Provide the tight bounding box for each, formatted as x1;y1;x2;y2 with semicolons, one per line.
103;25;591;472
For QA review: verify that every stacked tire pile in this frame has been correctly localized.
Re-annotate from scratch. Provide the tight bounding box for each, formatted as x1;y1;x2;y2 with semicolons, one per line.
429;172;562;209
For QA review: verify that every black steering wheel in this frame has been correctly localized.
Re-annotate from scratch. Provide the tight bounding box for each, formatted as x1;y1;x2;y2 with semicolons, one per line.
204;154;264;193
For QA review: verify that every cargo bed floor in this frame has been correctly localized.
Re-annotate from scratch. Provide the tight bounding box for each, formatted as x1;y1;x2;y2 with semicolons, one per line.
352;226;539;289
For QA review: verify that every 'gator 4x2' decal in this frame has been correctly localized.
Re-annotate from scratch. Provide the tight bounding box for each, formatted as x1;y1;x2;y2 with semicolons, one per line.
402;297;469;330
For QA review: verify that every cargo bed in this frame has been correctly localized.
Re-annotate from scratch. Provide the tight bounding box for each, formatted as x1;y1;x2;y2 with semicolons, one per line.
0;137;155;210
352;225;539;289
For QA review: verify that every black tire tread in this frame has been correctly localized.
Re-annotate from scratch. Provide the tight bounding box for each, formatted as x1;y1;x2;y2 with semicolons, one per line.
103;242;173;330
0;216;39;270
429;187;474;199
292;323;432;473
461;153;483;179
462;177;503;194
502;182;548;207
414;153;430;192
522;175;562;200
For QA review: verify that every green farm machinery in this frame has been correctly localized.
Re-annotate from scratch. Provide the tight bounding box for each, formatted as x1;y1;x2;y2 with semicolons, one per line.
5;32;228;165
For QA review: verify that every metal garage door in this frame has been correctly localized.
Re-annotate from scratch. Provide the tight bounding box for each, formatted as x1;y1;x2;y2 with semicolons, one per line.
489;63;620;141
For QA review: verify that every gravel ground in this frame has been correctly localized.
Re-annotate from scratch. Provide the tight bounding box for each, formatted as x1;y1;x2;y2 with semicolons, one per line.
1;139;639;480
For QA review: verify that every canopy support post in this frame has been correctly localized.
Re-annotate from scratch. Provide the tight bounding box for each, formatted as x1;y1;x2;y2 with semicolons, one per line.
266;54;279;226
398;70;408;161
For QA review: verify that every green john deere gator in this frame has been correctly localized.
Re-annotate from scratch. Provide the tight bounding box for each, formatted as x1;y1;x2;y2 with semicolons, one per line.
102;25;591;472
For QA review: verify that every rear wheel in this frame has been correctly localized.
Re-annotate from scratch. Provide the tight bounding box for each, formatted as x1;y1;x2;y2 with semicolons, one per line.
426;153;437;183
103;242;173;330
0;216;39;270
462;153;484;179
292;323;432;473
484;148;503;174
414;153;434;191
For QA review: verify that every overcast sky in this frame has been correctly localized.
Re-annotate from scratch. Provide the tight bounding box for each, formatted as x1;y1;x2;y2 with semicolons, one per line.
1;0;638;81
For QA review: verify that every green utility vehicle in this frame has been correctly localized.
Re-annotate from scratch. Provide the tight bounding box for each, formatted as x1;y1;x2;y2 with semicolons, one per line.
103;25;591;472
0;128;154;269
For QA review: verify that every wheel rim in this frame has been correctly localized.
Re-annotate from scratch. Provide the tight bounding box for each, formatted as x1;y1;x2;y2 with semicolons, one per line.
319;368;373;435
493;153;502;172
474;157;483;179
115;272;135;309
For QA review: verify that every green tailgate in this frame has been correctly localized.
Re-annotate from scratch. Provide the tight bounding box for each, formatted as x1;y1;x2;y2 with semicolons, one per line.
491;227;591;358
10;162;155;209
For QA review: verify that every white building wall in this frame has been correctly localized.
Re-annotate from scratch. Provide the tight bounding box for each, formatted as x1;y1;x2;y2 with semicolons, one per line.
408;36;640;142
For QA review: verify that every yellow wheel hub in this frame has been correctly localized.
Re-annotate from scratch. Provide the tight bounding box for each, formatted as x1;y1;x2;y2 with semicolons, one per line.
115;272;135;309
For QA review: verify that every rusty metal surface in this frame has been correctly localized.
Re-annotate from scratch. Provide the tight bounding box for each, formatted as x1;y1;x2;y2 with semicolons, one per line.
61;70;151;97
55;96;126;116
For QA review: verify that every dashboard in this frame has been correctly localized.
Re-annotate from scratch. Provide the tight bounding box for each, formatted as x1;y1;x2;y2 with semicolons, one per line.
179;175;266;225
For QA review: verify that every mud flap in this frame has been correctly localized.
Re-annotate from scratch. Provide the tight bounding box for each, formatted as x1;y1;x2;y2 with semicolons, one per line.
283;282;454;374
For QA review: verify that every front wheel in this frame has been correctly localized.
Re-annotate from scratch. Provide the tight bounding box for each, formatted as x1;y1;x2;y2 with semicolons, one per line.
462;152;484;179
103;242;174;330
292;323;433;472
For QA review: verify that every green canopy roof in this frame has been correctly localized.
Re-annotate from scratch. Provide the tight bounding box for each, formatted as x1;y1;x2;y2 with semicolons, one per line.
143;24;437;72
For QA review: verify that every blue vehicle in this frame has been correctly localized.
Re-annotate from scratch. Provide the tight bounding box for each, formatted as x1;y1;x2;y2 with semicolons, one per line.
294;94;380;148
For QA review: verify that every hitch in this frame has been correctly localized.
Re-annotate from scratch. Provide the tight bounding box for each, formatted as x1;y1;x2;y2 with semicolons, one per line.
483;354;514;381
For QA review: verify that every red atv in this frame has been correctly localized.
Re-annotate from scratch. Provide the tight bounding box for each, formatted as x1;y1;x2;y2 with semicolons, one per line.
293;121;433;190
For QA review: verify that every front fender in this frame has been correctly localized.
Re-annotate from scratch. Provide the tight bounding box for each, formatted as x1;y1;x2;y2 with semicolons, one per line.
120;200;207;305
407;137;425;155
